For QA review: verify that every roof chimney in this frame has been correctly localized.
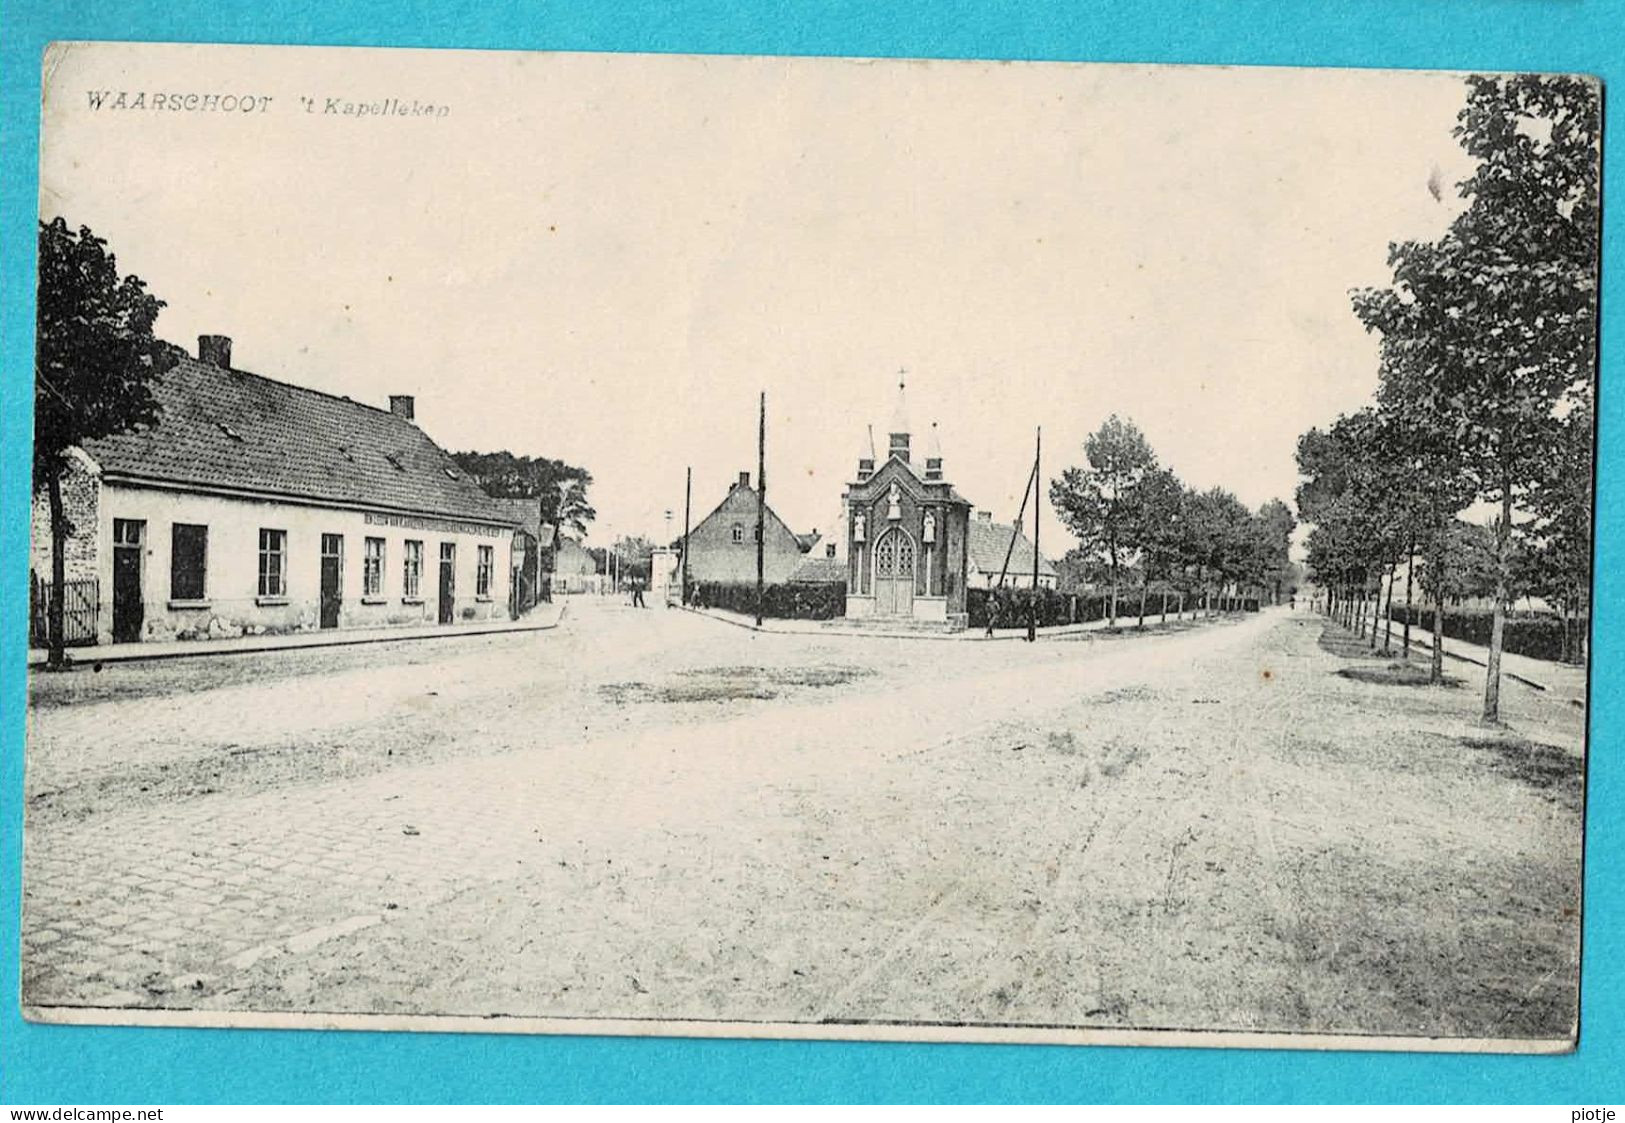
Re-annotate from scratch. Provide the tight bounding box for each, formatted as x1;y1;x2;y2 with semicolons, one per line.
389;395;416;422
976;509;993;522
198;335;232;368
737;470;751;489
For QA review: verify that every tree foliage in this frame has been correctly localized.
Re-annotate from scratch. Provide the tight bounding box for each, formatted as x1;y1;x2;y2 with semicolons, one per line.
449;449;597;537
35;218;177;668
1306;75;1599;705
1049;415;1157;621
1050;416;1295;612
35;218;176;484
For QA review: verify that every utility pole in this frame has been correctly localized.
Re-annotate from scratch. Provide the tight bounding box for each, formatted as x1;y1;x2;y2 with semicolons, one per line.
1029;426;1041;642
682;467;692;606
756;391;766;627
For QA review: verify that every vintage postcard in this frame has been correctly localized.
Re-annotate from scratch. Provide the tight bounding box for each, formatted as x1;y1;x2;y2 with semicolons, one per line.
22;43;1598;1051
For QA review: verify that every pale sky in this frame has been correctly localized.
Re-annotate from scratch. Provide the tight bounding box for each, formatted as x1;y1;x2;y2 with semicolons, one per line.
39;44;1479;551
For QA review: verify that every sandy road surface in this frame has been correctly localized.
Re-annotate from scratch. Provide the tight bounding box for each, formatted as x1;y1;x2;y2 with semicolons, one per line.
22;603;1583;1042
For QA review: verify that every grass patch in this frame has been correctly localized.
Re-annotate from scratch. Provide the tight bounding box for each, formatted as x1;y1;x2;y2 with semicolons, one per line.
1317;625;1391;660
600;664;873;705
1463;735;1584;811
1337;662;1462;688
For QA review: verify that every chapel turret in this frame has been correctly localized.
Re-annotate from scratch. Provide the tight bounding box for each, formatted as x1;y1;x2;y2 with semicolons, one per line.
840;372;971;630
887;373;911;463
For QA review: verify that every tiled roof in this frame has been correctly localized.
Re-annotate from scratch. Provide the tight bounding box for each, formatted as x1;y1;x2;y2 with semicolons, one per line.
967;517;1057;579
789;556;845;583
80;355;515;525
490;497;548;538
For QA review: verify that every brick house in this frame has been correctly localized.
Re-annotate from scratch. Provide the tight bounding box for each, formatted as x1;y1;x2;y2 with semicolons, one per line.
838;382;1056;628
841;388;974;628
29;334;519;646
681;471;818;587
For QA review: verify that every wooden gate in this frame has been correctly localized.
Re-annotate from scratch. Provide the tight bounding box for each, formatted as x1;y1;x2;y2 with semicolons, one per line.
30;574;100;647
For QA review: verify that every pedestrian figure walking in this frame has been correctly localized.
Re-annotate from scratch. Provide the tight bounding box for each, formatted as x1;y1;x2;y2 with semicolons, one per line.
631;576;646;608
985;589;1001;637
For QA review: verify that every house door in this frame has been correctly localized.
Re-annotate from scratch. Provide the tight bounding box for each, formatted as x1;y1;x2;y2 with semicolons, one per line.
111;518;145;643
438;542;456;623
873;527;916;617
319;534;343;629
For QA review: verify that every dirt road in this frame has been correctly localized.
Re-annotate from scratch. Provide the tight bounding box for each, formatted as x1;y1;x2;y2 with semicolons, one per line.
22;602;1583;1042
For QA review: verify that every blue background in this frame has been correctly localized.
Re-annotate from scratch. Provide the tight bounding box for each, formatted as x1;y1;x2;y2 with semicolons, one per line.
2;0;1621;1104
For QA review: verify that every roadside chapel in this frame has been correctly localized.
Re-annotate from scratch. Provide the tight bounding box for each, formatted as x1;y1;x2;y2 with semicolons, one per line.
842;379;972;628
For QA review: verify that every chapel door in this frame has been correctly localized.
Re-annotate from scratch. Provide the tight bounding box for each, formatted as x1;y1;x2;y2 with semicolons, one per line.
873;528;916;617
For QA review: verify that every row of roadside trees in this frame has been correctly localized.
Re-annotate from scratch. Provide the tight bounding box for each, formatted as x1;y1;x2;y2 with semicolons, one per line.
1050;415;1296;627
1296;74;1599;723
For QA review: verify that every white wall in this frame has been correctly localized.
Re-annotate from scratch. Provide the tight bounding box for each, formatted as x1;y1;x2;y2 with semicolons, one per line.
967;565;1057;590
96;481;513;643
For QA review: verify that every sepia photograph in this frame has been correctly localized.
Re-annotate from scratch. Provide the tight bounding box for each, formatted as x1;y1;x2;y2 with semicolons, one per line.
22;42;1599;1052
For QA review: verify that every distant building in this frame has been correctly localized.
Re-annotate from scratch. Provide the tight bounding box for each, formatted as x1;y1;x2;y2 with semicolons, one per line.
966;511;1058;589
29;334;519;646
551;535;603;594
489;497;555;613
648;546;680;602
790;543;845;584
681;471;819;587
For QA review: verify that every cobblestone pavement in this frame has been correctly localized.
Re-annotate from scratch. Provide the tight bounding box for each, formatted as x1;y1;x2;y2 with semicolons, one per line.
21;604;1584;1039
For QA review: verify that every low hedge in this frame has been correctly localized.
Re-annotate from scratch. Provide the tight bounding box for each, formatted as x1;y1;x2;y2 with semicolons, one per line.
688;580;846;620
966;587;1258;629
1387;604;1581;663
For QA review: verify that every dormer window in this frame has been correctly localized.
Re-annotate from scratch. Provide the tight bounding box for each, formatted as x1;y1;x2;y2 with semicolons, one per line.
216;421;243;441
383;452;405;472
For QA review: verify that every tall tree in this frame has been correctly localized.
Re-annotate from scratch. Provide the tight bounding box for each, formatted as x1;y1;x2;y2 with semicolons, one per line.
34;219;177;668
1353;75;1599;721
1132;467;1187;625
1254;499;1297;605
1521;395;1593;663
450;450;597;537
1049;415;1158;625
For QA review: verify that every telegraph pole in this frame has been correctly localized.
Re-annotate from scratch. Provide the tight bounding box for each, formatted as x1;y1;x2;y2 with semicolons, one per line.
1029;426;1041;642
756;391;766;627
682;467;692;606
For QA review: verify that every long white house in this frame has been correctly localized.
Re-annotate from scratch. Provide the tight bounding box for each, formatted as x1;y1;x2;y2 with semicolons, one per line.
30;334;519;647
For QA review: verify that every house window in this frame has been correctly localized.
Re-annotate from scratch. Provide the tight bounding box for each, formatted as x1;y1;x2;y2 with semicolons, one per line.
364;537;385;597
404;539;423;598
731;524;744;544
257;529;287;597
476;544;494;597
170;523;207;600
